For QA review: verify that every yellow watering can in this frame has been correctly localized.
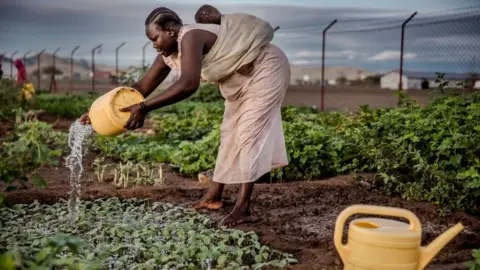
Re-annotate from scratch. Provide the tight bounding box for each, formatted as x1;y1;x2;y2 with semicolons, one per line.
89;86;145;136
334;204;464;270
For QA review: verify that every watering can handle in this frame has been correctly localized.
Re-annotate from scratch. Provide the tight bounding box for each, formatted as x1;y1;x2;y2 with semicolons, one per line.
334;204;422;265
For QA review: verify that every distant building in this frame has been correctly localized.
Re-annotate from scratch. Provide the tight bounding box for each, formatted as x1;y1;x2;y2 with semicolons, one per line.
89;70;112;80
380;70;478;90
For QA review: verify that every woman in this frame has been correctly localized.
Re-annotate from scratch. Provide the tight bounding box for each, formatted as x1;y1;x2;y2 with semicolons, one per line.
15;59;27;85
15;59;35;102
81;7;290;227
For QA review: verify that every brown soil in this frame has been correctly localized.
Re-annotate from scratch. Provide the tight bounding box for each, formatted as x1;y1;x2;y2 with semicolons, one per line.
37;113;76;131
3;151;479;270
0;120;14;139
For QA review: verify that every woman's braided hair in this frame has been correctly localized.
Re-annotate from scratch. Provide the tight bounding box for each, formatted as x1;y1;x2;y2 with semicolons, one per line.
145;7;182;29
194;4;221;24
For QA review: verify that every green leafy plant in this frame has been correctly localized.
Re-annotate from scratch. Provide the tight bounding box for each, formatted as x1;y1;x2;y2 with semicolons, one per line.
187;83;223;103
0;120;66;191
150;101;224;144
34;92;100;119
0;198;297;269
466;249;480;270
91;74;480;213
0;78;23;118
0;234;95;269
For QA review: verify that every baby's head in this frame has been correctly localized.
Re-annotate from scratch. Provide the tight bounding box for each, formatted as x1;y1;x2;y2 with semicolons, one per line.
195;4;221;25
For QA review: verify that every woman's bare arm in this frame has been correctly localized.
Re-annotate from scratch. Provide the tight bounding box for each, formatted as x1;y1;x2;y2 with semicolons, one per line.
131;54;171;98
79;53;171;125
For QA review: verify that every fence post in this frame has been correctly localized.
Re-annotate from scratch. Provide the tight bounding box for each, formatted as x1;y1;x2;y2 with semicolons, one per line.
0;53;4;76
142;42;149;69
10;51;18;78
116;42;126;85
398;11;417;94
321;20;337;111
70;46;80;92
23;50;31;65
37;49;45;89
49;47;61;92
91;44;102;93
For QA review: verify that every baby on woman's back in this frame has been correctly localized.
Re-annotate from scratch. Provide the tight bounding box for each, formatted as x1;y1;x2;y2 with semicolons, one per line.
195;4;222;24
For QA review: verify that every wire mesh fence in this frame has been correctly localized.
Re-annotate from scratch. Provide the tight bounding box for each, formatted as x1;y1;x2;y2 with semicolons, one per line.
1;6;479;111
404;8;480;75
286;6;480;110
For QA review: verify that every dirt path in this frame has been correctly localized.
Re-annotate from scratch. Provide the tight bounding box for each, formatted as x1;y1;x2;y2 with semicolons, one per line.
4;154;479;270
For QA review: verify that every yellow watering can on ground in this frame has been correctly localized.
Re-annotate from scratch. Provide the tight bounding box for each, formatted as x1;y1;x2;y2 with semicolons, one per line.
334;204;464;270
89;86;144;136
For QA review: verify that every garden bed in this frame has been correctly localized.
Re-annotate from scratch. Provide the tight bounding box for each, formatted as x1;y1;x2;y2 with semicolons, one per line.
1;81;479;269
3;157;479;270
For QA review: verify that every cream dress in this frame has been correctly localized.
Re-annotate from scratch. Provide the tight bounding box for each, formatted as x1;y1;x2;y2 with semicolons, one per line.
162;23;290;184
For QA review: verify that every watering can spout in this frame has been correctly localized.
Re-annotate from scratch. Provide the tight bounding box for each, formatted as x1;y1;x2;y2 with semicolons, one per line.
417;223;463;270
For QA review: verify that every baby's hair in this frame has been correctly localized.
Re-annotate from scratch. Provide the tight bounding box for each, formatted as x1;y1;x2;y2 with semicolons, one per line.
195;4;221;24
145;7;183;29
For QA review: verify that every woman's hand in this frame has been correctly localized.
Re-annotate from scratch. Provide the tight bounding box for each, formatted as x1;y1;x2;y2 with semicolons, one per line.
79;111;91;125
120;103;146;130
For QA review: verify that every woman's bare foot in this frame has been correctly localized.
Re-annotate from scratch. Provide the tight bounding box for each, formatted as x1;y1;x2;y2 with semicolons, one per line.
190;198;223;210
190;181;225;210
220;182;257;228
220;205;258;228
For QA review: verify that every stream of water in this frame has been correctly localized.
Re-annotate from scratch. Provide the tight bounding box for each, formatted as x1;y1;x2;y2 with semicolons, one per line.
65;119;93;223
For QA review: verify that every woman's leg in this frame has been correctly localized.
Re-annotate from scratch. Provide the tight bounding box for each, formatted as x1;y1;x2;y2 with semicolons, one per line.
191;181;225;210
220;182;255;227
220;173;269;227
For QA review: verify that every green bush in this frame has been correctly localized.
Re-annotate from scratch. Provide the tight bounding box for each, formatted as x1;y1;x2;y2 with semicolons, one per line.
95;92;480;213
150;101;224;144
187;83;223;103
0;120;66;190
0;78;22;117
169;125;221;175
94;133;174;164
34;92;100;119
353;94;480;212
32;83;219;119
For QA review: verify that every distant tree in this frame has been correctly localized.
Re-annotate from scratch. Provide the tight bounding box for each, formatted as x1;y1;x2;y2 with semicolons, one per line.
42;66;63;76
336;76;347;86
364;75;381;86
464;73;477;90
421;78;429;89
350;79;363;86
31;69;41;78
465;57;477;90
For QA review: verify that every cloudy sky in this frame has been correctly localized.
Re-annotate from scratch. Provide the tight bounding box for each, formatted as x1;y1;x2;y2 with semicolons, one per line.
1;0;479;73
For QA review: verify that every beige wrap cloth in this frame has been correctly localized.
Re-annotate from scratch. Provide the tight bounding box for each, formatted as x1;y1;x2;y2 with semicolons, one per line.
200;13;274;83
162;13;290;184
